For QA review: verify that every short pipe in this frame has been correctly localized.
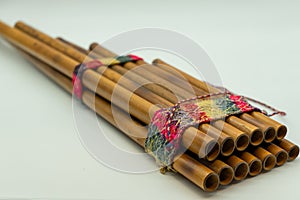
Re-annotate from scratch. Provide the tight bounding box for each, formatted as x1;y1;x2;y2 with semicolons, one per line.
204;173;220;192
276;151;288;166
219;167;234;186
220;138;235;157
288;146;300;161
236;134;250;151
249;160;262;176
263;154;276;171
276;125;287;140
206;141;221;161
264;127;276;143
250;129;264;146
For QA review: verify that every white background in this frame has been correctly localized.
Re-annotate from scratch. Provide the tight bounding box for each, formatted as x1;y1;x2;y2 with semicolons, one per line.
0;0;299;199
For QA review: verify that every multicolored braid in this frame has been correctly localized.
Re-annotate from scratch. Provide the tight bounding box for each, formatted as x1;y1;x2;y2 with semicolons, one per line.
72;55;143;99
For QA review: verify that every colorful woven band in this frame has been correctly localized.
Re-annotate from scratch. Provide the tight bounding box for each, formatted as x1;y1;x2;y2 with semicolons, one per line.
72;55;143;99
145;91;260;167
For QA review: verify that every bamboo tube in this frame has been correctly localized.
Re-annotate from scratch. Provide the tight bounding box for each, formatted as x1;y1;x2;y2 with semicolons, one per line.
237;152;262;176
19;50;220;192
200;159;234;186
0;21;220;161
152;59;287;141
223;155;249;181
87;43;250;153
264;143;288;166
274;139;299;161
251;147;276;171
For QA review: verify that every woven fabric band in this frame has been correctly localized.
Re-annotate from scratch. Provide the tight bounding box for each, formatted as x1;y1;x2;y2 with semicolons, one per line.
145;91;260;167
72;55;143;99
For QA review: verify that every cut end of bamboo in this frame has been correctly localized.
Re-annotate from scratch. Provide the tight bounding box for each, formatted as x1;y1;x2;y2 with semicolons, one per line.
250;129;264;146
236;134;250;151
221;138;235;157
264;127;276;143
219;166;234;186
288;145;299;161
206;142;220;161
263;154;276;171
234;162;249;181
89;42;98;51
276;125;287;140
276;150;288;166
204;173;220;192
249;159;262;176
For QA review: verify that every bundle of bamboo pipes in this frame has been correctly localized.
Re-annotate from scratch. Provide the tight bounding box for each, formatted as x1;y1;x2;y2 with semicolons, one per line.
0;20;298;192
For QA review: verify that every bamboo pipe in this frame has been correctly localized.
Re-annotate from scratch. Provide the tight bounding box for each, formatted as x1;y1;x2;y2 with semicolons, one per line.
87;44;250;152
237;152;262;176
0;21;220;161
152;59;286;141
251;147;276;171
12;22;232;158
223;155;249;181
264;143;288;166
19;50;220;192
274;139;299;161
